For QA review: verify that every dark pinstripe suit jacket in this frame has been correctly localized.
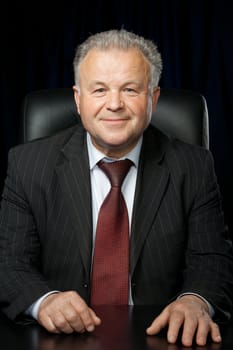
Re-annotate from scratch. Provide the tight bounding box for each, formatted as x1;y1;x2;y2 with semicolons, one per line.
0;123;233;321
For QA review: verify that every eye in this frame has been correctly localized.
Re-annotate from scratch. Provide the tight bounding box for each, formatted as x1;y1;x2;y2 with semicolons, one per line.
96;88;105;93
123;88;138;96
124;88;134;92
93;88;106;96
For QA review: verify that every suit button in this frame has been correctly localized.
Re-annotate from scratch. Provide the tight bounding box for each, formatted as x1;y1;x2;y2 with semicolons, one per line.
83;283;88;288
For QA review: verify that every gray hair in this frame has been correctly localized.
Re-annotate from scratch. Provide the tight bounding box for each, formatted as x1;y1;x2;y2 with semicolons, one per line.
73;29;163;91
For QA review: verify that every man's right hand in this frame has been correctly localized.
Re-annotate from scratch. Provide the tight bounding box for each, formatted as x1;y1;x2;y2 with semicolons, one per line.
37;291;101;334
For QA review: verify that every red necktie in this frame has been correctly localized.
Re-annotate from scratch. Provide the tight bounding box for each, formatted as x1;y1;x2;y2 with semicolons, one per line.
90;159;133;305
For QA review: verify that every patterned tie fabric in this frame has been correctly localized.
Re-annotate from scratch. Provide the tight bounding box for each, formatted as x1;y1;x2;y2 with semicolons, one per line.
90;159;133;305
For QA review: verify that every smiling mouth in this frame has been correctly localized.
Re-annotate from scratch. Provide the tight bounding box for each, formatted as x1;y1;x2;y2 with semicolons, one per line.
101;117;129;122
101;119;129;127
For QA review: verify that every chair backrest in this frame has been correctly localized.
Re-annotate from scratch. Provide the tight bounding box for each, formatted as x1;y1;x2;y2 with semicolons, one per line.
19;88;209;148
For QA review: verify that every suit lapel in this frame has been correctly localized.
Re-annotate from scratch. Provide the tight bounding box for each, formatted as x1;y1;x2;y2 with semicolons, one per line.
130;127;170;275
55;125;93;278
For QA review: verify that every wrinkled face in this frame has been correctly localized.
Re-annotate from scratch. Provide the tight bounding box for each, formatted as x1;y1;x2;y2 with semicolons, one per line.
73;48;160;158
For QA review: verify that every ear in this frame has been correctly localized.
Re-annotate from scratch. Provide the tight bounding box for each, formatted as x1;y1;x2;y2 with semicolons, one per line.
72;85;81;114
152;87;160;112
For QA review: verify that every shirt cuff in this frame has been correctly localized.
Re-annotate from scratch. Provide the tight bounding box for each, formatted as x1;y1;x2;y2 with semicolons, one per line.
25;291;60;320
177;292;215;318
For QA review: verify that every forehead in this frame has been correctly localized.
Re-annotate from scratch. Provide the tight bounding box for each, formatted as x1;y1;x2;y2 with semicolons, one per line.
78;48;150;80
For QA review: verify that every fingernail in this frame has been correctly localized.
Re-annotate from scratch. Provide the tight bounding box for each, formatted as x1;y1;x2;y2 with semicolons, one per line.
87;325;94;332
168;335;176;343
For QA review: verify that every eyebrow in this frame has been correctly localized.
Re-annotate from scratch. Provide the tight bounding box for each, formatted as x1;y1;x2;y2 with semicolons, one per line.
88;80;144;89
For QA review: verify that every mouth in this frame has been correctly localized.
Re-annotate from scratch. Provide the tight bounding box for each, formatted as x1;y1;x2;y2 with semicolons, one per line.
101;117;130;123
100;118;129;129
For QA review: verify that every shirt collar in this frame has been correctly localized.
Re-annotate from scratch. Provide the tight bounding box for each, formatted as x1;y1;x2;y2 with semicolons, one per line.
86;132;142;170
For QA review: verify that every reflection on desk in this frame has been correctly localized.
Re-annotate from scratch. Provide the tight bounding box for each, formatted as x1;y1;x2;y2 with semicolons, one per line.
0;305;232;350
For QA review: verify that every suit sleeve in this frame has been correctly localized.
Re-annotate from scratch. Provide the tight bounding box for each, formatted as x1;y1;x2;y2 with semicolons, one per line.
181;149;233;320
0;147;51;321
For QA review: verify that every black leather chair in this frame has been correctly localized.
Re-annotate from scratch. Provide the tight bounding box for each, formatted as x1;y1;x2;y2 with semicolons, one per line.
19;88;209;148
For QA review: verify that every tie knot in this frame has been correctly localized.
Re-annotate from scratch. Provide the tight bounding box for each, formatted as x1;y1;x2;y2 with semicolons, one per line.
98;159;132;187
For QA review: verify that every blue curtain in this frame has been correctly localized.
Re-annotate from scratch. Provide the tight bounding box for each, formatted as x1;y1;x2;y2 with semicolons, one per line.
1;0;232;234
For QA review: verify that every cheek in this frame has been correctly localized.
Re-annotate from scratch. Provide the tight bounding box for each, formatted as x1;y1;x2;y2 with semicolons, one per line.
129;100;151;119
79;97;105;117
79;101;102;131
128;96;149;111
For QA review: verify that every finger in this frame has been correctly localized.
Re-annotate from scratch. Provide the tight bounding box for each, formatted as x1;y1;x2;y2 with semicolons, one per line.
209;321;222;344
166;310;184;344
89;308;102;325
181;315;198;347
67;307;101;333
191;314;211;346
50;311;74;334
146;308;169;335
61;293;97;332
39;313;61;334
62;306;86;333
71;301;99;332
38;307;61;334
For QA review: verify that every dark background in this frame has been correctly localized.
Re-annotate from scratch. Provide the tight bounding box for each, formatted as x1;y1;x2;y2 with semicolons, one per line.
0;0;232;236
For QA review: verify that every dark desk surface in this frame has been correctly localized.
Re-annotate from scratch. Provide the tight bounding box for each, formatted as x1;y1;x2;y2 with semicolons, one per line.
0;306;232;350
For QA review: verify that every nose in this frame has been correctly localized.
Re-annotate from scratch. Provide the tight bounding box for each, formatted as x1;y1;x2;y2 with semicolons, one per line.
106;91;124;111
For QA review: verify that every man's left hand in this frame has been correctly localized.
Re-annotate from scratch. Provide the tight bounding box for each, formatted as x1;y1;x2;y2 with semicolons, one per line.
146;295;222;347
